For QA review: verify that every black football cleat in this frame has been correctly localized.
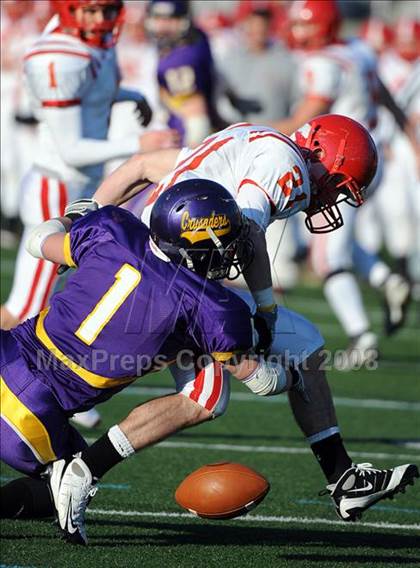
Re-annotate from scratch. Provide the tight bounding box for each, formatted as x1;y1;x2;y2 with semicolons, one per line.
324;462;419;521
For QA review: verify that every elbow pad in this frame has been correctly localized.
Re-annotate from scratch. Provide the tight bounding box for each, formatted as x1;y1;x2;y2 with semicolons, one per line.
241;359;287;396
26;219;67;259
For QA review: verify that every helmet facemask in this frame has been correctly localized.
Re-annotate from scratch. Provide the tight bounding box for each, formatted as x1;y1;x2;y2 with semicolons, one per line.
305;165;366;234
178;216;254;280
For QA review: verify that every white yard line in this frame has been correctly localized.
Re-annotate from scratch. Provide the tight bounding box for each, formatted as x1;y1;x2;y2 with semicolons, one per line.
83;437;419;462
88;508;420;532
121;386;420;412
155;440;420;462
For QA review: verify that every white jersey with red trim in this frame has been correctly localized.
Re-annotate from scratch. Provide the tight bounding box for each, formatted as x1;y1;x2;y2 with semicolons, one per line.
376;50;418;143
298;39;379;132
24;31;132;192
378;50;414;97
141;123;311;231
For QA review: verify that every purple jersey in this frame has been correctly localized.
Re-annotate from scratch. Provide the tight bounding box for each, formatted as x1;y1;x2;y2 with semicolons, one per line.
157;28;217;143
12;207;253;413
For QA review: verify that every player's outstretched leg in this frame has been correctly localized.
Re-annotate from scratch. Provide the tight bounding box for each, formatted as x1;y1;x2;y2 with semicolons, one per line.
287;349;419;520
49;393;211;545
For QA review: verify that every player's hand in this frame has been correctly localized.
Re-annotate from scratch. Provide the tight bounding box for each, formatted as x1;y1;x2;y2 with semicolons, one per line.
64;198;100;221
139;129;180;152
134;96;153;127
253;305;277;355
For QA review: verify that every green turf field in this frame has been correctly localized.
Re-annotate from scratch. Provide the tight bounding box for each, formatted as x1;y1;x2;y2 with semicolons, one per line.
1;247;419;568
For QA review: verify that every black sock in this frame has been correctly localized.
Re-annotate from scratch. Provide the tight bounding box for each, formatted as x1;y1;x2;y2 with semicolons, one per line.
311;433;352;484
0;477;54;519
80;432;124;480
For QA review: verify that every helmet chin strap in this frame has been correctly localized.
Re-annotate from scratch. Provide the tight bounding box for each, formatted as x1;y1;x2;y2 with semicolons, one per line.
149;237;170;263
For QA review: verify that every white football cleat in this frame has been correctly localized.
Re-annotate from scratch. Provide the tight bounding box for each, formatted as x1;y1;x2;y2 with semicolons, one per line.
338;331;379;371
383;273;411;336
49;457;98;545
71;408;101;429
325;462;419;521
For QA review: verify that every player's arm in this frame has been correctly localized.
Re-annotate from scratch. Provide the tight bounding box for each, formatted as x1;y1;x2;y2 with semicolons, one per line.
93;148;182;206
271;96;331;136
272;57;338;135
43;105;177;168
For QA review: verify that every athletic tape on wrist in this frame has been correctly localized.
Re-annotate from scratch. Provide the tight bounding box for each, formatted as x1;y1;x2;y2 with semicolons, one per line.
242;360;287;396
108;425;135;458
26;219;67;259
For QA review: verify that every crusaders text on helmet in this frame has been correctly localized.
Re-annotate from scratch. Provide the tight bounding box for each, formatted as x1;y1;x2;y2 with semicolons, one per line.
52;0;124;48
287;0;341;49
292;114;378;234
150;179;254;280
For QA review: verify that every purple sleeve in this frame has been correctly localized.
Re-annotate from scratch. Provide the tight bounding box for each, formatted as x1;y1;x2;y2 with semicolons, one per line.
186;285;254;360
67;216;110;266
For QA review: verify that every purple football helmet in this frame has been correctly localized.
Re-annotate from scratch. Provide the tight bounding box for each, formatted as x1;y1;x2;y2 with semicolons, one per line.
150;178;254;280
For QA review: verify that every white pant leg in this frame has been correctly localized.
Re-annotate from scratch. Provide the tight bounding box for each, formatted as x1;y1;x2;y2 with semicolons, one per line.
5;169;77;320
0;113;20;219
355;197;383;254
311;203;357;278
266;218;299;291
309;205;371;337
379;135;416;258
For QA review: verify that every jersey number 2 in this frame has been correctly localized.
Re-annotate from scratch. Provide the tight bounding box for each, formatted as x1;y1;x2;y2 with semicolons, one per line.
75;263;141;345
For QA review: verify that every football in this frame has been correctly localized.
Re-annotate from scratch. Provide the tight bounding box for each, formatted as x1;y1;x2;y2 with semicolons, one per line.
175;462;270;519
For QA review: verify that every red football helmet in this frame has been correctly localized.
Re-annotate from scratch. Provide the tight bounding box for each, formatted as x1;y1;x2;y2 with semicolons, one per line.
393;18;420;62
359;18;393;55
287;0;341;50
52;0;125;47
292;114;378;233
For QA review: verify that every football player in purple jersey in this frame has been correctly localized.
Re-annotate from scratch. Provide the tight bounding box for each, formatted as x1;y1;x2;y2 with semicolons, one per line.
145;0;225;147
1;179;305;544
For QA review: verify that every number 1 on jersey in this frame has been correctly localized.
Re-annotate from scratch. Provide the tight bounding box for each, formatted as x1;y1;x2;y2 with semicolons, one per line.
75;263;141;345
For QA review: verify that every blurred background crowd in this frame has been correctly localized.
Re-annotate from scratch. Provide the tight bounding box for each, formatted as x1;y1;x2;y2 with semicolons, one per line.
1;0;419;319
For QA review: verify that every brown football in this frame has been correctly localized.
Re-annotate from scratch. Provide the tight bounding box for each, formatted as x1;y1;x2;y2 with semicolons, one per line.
175;462;270;519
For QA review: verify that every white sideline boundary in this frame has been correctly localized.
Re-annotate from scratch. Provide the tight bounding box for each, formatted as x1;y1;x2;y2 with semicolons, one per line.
88;508;420;532
121;386;420;412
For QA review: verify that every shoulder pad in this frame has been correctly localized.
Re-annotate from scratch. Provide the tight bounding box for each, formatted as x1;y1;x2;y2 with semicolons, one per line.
24;34;94;106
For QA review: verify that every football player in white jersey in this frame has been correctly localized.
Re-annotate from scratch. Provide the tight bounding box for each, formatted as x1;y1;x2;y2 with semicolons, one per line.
0;0;178;333
271;0;416;366
356;18;419;288
85;115;377;359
